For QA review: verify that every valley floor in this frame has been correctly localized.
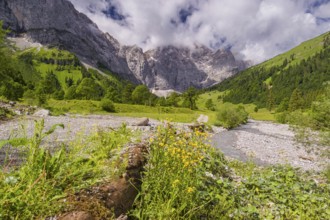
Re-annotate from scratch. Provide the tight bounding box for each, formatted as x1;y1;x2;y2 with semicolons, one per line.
212;120;328;171
0;115;328;171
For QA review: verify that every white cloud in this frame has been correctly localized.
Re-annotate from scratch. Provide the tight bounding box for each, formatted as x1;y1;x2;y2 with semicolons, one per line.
69;0;330;63
313;2;330;18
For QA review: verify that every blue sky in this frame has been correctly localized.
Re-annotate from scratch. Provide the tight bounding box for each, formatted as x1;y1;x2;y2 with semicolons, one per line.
70;0;330;63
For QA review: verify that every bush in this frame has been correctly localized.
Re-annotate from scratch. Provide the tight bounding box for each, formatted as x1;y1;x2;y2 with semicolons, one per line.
205;99;215;111
131;125;230;219
0;107;14;119
275;111;289;124
216;105;249;129
100;98;115;112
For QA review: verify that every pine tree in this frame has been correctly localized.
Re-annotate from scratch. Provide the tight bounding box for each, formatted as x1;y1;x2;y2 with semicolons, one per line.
288;88;304;111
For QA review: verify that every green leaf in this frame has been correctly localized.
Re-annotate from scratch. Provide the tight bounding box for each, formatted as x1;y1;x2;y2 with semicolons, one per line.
44;123;64;136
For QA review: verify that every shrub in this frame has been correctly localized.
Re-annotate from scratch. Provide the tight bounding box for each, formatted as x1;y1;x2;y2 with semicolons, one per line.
205;99;216;111
100;98;115;112
0;107;14;119
275;111;289;124
216;106;249;129
131;125;231;219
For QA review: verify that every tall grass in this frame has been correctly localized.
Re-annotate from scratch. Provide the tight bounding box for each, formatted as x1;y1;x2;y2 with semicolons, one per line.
131;124;330;219
0;120;133;219
131;124;232;219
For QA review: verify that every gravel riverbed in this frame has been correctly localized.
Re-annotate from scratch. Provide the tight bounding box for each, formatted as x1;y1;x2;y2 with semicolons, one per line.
212;120;329;171
0;115;328;171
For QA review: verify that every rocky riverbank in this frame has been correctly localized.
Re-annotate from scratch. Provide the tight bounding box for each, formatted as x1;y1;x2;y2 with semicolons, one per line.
212;120;329;171
0;115;328;171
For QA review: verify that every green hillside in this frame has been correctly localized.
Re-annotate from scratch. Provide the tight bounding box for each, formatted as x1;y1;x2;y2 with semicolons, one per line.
0;22;136;106
211;32;330;110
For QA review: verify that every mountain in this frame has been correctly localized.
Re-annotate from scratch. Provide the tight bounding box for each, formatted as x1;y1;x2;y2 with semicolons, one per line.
211;31;330;109
0;0;246;92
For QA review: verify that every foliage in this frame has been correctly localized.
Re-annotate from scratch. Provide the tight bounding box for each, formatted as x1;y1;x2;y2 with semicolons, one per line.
132;125;230;219
214;32;330;110
131;126;330;219
0;120;133;219
275;86;330;156
131;85;152;105
0;107;15;120
230;165;330;219
216;105;249;129
75;78;104;100
205;98;215;111
0;31;26;100
288;88;304;112
182;87;199;110
166;92;180;107
100;98;116;112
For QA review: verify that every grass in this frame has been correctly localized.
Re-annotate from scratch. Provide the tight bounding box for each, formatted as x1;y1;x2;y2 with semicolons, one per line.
47;99;201;123
0;120;133;219
197;91;276;122
131;125;330;219
261;31;329;69
35;63;82;87
0;120;329;219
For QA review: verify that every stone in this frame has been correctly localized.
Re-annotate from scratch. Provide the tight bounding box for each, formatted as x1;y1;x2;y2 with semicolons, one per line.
59;211;94;220
33;109;50;117
135;117;149;126
197;114;209;123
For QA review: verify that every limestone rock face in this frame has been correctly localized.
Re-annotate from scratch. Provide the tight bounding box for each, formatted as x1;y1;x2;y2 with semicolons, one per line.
144;45;244;91
1;0;247;91
1;0;137;83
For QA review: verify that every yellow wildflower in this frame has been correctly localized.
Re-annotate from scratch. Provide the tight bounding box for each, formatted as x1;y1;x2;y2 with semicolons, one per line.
187;187;195;193
172;179;180;187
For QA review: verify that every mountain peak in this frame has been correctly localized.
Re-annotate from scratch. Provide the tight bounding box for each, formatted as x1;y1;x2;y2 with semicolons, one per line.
1;0;246;91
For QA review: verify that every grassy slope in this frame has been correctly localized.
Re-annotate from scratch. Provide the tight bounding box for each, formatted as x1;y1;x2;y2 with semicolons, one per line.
197;31;330;122
17;47;123;91
261;32;328;69
18;47;82;89
197;91;275;122
261;32;328;84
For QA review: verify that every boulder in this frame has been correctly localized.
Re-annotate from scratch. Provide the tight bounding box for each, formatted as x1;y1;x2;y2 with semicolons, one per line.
33;109;50;117
134;117;149;126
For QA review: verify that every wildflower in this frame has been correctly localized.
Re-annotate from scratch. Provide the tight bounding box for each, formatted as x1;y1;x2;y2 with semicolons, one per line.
172;179;180;187
187;187;195;193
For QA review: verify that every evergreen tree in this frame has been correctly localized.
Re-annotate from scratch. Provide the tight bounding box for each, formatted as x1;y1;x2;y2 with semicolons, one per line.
132;85;151;105
40;70;61;95
182;87;198;110
166;92;180;107
205;99;215;111
75;78;104;100
122;84;134;103
267;89;275;111
288;88;304;111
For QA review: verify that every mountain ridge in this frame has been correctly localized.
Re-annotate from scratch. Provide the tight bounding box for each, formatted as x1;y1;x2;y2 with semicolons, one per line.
0;0;246;91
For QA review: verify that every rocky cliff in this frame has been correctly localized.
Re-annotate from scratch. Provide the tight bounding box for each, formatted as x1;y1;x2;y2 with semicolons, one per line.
1;0;246;91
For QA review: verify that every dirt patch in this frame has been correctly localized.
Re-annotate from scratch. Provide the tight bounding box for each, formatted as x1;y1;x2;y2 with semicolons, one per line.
61;143;148;219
